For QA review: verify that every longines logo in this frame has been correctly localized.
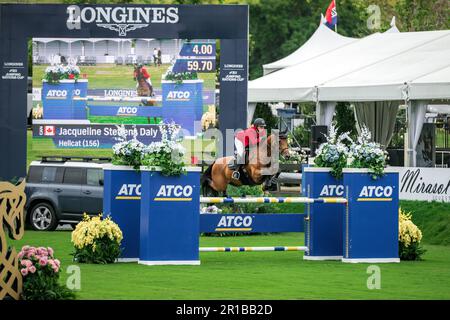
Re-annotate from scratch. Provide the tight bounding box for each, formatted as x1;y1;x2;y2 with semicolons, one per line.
66;5;179;36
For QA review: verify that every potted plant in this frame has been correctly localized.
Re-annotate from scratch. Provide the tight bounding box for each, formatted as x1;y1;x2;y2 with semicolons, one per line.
42;62;87;120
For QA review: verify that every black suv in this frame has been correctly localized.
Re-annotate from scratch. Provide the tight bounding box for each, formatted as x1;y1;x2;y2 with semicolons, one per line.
25;157;110;231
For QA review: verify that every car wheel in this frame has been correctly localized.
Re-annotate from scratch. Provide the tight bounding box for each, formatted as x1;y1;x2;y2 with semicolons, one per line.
29;203;58;231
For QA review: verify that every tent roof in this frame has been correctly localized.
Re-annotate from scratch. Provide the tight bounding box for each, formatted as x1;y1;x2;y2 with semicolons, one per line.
318;31;450;101
249;29;450;103
262;22;357;75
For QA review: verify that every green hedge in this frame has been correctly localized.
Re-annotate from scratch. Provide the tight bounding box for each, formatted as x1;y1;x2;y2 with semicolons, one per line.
400;200;450;246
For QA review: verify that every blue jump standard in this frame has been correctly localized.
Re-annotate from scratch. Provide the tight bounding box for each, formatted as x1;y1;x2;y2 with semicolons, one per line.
303;167;345;261
103;165;141;262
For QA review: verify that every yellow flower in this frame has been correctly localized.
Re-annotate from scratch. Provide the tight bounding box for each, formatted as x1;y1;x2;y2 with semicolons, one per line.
71;214;123;250
398;207;423;247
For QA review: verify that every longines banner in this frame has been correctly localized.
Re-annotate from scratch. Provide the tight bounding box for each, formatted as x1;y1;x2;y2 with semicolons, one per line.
396;167;450;202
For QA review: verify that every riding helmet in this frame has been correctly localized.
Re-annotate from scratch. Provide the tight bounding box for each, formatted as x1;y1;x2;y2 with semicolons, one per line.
253;118;266;127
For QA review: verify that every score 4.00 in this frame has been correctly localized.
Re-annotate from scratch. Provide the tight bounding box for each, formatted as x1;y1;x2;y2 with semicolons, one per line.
192;43;214;55
186;60;214;72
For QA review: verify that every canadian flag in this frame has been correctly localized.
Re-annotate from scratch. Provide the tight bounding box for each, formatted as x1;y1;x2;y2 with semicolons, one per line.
44;125;56;136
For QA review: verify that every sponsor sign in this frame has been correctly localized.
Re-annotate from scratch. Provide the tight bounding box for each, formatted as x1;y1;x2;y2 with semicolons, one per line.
66;5;180;36
396;167;450;202
153;184;194;201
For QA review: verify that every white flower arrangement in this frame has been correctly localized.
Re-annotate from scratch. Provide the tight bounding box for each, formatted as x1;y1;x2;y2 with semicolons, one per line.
348;125;388;178
44;61;81;83
314;123;350;178
200;205;222;214
142;122;187;176
111;125;147;170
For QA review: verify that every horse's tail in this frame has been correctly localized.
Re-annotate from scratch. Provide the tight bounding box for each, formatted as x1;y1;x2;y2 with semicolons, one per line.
201;163;214;196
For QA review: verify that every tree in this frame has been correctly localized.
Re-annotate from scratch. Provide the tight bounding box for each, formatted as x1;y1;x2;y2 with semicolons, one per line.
252;103;278;132
335;102;357;139
395;0;449;31
249;0;370;80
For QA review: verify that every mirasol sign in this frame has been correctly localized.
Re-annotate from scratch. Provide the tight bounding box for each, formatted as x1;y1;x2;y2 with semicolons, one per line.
66;5;180;36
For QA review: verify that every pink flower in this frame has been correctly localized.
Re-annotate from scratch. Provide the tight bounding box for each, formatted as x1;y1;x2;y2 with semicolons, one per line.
52;265;59;273
28;266;36;274
21;259;32;268
37;247;48;257
54;259;61;267
22;245;30;251
47;247;54;257
39;257;48;266
27;248;36;258
21;268;28;276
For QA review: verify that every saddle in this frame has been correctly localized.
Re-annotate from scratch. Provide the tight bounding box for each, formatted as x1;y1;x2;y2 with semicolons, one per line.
227;158;259;186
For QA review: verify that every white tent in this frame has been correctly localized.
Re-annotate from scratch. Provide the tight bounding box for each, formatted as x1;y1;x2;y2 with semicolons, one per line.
249;30;450;103
262;18;357;75
248;25;450;167
318;31;450;101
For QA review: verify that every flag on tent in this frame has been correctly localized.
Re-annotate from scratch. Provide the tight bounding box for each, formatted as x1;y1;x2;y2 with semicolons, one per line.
324;0;338;30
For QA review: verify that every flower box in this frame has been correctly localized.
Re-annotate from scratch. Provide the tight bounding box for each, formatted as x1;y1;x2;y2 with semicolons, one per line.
103;165;141;262
139;166;201;265
303;167;344;260
41;79;88;120
342;168;400;263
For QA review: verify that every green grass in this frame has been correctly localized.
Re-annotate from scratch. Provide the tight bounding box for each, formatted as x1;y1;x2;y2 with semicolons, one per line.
33;64;216;90
10;231;450;300
436;128;446;148
87;115;158;124
400;201;450;246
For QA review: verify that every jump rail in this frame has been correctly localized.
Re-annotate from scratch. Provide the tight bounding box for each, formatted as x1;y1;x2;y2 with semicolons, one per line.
200;197;347;204
200;246;309;252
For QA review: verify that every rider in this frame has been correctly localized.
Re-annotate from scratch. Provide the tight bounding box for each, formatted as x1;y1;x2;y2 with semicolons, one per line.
133;63;153;93
228;118;267;180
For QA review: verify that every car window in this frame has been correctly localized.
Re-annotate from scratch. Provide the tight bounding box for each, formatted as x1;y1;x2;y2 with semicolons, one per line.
42;167;57;182
27;166;44;183
63;167;84;185
87;169;103;186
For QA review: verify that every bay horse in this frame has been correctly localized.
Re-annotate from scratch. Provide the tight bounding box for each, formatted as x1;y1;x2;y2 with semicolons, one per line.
201;132;290;196
134;66;154;106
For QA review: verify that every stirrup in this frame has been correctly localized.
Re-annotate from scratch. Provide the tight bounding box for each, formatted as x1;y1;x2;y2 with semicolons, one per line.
232;171;240;180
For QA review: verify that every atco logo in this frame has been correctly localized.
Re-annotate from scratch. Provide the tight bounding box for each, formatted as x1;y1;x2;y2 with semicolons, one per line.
358;186;393;201
166;91;191;101
115;184;141;200
66;6;179;37
216;216;253;231
319;185;344;197
155;185;193;201
46;90;68;99
117;107;138;115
